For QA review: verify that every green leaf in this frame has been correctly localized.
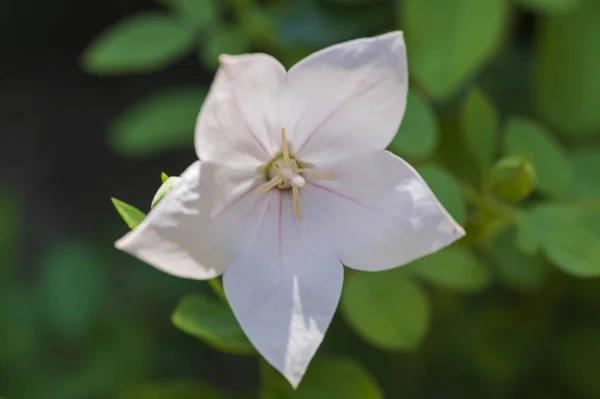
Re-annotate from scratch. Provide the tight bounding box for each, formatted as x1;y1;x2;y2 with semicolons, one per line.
491;227;548;292
201;26;251;70
408;247;491;292
460;88;498;169
516;205;600;277
341;271;429;350
515;0;581;14
503;116;572;197
111;198;146;230
38;240;108;337
172;294;254;354
158;0;217;28
108;87;207;157
82;12;196;75
565;144;600;200
388;91;438;159
400;0;508;100
119;381;226;399
417;165;467;225
261;358;382;398
532;1;600;137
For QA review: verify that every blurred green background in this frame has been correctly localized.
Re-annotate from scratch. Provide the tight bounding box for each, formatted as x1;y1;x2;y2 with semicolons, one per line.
2;0;600;398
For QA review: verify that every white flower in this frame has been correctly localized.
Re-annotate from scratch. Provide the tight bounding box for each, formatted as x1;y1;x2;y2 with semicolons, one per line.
115;31;465;388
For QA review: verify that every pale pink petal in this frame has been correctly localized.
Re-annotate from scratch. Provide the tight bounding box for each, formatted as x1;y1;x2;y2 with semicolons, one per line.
115;161;267;279
282;32;408;167
195;54;287;168
223;191;342;388
304;151;465;271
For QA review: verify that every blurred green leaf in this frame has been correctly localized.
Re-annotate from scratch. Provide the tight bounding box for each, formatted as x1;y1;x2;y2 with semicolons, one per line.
82;12;196;75
275;0;390;48
400;0;508;100
151;176;182;208
38;240;108;337
119;381;226;399
503;116;572;197
516;205;600;277
408;247;491;292
341;270;429;350
553;327;600;398
159;0;217;28
533;1;600;137
172;293;254;354
515;0;581;14
489;155;537;202
418;165;467;224
261;358;382;398
200;26;251;70
111;198;146;229
491;227;548;292
108;87;207;157
564;144;600;200
460;88;498;169
388;91;438;160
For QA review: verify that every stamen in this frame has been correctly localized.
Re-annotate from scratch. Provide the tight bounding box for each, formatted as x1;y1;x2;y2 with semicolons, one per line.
292;186;302;219
258;175;282;193
300;168;336;179
281;128;290;163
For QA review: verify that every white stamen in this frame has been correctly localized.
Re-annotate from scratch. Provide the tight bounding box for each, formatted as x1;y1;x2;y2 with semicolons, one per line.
280;167;305;188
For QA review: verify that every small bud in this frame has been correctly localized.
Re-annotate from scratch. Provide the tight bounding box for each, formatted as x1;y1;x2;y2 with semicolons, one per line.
161;172;169;183
151;176;182;208
490;156;537;202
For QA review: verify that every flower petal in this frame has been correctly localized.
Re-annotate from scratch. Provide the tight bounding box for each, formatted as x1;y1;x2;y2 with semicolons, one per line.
283;32;408;167
304;151;465;271
223;191;343;388
115;161;266;279
195;54;287;168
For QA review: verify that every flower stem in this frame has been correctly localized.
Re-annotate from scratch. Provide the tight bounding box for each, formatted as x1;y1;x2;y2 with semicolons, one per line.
208;278;226;301
460;183;516;219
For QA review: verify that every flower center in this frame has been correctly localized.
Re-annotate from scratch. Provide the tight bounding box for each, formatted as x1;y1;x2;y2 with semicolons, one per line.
258;128;334;219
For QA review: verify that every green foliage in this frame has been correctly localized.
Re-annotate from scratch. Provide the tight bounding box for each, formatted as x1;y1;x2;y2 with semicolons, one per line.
172;294;254;354
261;358;382;398
388;91;438;160
418;165;467;224
341;270;429;350
108;87;207;158
565;144;600;200
200;26;251;70
119;381;226;399
460;88;498;170
400;0;508;100
516;205;600;277
515;0;581;14
37;241;109;337
490;227;548;292
533;0;600;137
111;198;146;229
159;0;218;29
489;156;537;202
82;12;196;75
408;247;491;292
503;116;572;197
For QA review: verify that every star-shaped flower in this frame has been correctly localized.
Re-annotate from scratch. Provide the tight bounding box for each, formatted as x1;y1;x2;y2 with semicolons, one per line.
116;31;464;387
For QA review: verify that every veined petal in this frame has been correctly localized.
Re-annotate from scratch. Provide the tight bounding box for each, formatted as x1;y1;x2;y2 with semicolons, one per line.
195;54;287;168
223;191;342;388
304;151;465;271
115;161;266;279
283;32;408;167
